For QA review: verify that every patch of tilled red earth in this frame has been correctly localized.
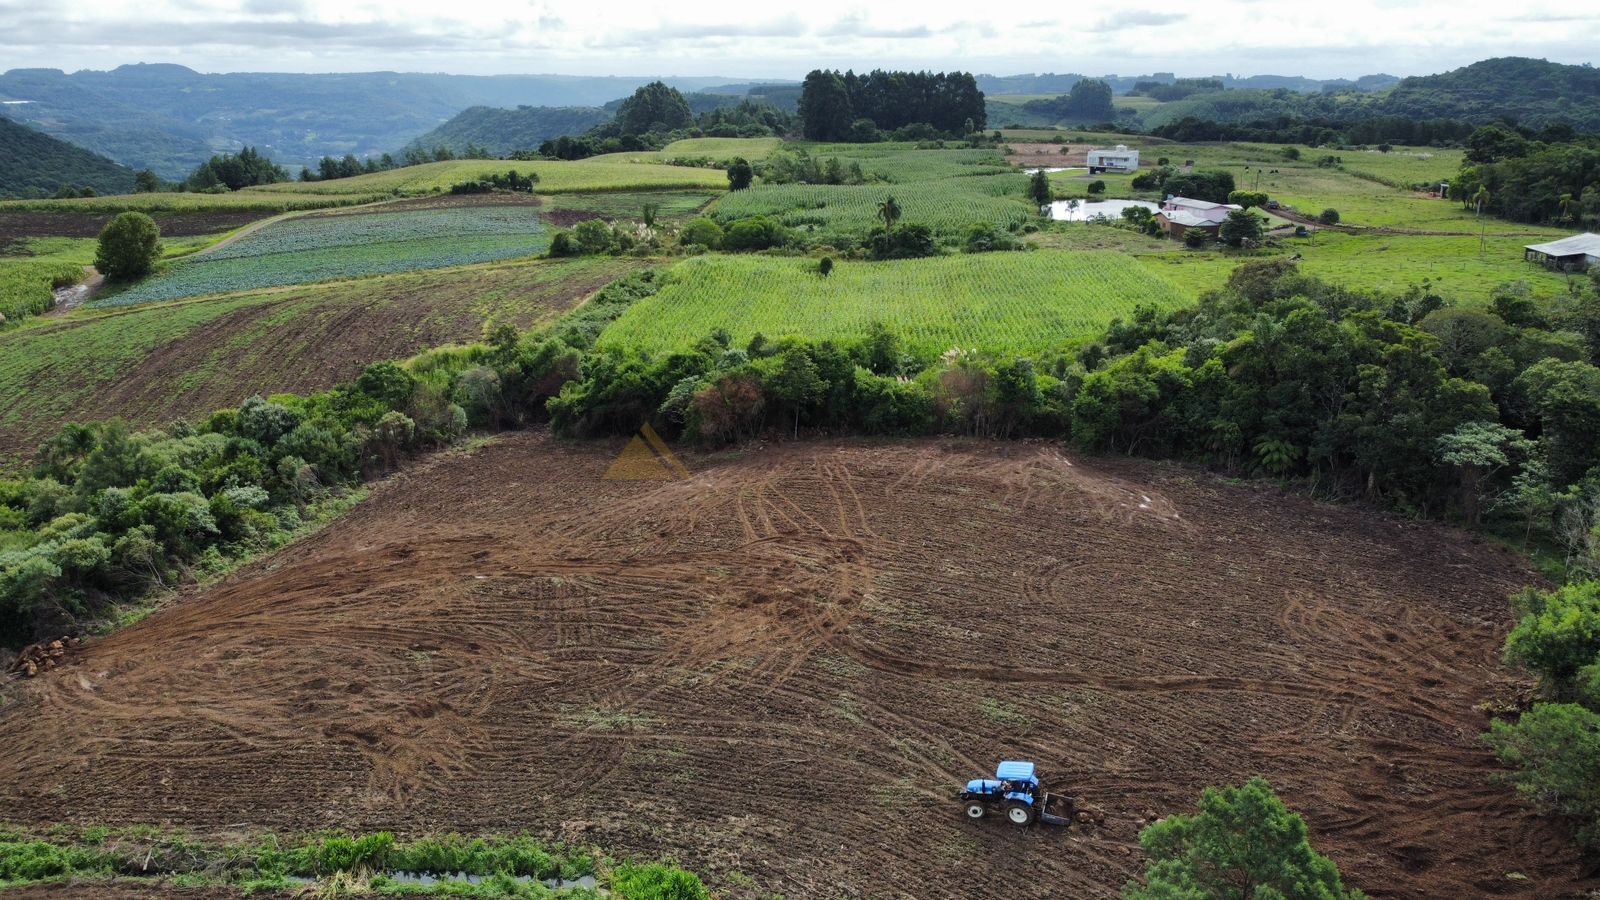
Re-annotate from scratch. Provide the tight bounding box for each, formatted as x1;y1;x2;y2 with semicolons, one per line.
0;211;273;249
1;434;1595;898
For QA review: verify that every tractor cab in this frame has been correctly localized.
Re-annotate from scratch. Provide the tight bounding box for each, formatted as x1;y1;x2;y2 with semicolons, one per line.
959;760;1076;827
995;760;1039;801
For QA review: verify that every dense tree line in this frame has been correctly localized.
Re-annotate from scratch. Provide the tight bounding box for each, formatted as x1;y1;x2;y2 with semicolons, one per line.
539;85;791;161
1130;78;1225;102
299;152;399;182
1020;79;1115;123
183;147;287;192
1448;125;1600;227
1149;114;1478;149
1130;166;1236;203
797;69;985;141
1489;577;1600;849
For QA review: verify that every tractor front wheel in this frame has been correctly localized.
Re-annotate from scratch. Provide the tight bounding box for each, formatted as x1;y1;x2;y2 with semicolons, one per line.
1006;801;1036;826
964;802;986;819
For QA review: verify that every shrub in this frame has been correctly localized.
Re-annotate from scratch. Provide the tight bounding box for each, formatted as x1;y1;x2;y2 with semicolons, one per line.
867;224;935;260
1125;777;1363;899
725;156;753;191
1227;190;1269;209
1485;703;1600;846
1161;169;1235;204
1504;582;1600;698
95;212;163;281
612;862;710;900
548;230;575;257
1087;179;1106;196
572;219;617;255
722;216;787;252
847;118;882;143
1318;208;1341;225
963;223;1020;253
679;217;724;250
1219;209;1265;248
1183;230;1206;248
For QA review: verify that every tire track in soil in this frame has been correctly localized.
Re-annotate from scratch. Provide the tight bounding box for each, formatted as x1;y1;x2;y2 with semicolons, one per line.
0;433;1593;899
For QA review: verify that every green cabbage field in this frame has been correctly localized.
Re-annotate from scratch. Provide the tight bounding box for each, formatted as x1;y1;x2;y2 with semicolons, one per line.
96;205;549;307
598;250;1190;358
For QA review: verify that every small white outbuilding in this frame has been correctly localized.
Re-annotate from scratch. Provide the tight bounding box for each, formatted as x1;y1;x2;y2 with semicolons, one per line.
1087;145;1140;174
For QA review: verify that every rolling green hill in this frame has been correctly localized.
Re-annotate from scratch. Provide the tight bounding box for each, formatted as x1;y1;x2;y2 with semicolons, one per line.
0;115;135;198
1142;58;1600;132
1380;57;1600;131
403;105;611;156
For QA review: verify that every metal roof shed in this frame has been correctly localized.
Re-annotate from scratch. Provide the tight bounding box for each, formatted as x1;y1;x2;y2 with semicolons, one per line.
1525;233;1600;272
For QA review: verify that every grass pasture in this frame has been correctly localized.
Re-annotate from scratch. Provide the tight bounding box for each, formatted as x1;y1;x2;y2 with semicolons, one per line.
542;190;718;225
1293;231;1581;302
712;179;1035;238
251;158;729;197
713;145;1032;238
0;255;647;467
797;143;1014;181
94;202;550;307
599;251;1189;358
0;189;389;215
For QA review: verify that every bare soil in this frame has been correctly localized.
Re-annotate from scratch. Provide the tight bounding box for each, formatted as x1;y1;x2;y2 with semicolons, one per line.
1;434;1594;898
1007;145;1090;168
0;211;274;249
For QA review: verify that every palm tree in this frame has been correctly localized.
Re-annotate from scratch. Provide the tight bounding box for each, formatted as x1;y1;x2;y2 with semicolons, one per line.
878;195;902;232
1066;198;1081;222
1558;192;1576;224
1473;186;1491;219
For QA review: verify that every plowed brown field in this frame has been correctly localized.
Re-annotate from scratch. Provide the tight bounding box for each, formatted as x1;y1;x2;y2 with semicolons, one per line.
2;434;1594;898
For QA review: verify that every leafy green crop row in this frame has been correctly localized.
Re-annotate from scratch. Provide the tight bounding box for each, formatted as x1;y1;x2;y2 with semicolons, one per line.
0;257;84;323
97;205;550;307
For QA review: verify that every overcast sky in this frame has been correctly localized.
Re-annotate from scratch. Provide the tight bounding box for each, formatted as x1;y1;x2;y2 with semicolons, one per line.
2;0;1596;79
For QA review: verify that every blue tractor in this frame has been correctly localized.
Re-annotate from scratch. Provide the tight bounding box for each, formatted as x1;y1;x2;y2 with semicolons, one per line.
959;761;1076;826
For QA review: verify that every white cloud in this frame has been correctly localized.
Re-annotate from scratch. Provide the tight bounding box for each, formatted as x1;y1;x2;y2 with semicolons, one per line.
1;0;1595;77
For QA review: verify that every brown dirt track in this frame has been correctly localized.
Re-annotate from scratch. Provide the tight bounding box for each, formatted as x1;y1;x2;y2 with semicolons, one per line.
2;434;1595;898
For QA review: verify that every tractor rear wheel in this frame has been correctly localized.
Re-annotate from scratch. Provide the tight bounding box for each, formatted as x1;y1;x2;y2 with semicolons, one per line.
1006;801;1036;826
964;802;986;819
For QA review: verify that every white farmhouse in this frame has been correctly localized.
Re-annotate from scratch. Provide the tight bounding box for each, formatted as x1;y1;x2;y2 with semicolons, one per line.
1086;145;1140;174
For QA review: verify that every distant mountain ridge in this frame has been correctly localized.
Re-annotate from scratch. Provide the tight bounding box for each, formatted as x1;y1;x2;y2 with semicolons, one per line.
4;58;1594;183
0;115;135;198
0;65;751;178
976;72;1400;96
403;106;611;156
